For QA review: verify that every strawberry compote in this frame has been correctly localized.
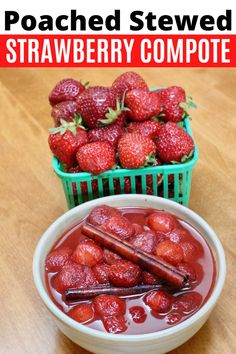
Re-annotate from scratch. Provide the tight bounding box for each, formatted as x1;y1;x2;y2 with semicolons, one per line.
45;206;216;335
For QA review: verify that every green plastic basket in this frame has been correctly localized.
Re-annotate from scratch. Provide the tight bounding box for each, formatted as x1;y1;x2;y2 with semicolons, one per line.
52;118;198;209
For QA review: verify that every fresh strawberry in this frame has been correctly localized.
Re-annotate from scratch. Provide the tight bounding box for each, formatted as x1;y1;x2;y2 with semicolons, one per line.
76;141;116;175
156;122;194;163
68;166;98;195
145;157;163;196
156;86;186;123
125;89;161;122
118;133;156;169
77;86;125;128
48;117;88;168
113;177;131;194
88;124;124;148
112;71;148;100
51;100;79;126
127;120;161;141
69;303;94;323
49;78;85;106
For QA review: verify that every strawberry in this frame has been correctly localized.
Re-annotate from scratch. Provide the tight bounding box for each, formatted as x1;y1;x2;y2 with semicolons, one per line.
68;166;98;195
71;240;103;267
156;122;194;163
77;86;125;129
108;260;142;287
157;86;196;123
49;78;85;106
103;316;127;334
118;133;156;169
125;89;161;121
156;240;184;265
145;290;172;313
76;141;116;175
127;120;161;141
93;263;110;284
48;117;88;168
112;71;148;100
146;211;176;233
103;215;135;240
130;230;157;254
51;100;79;126
88;205;121;226
129;306;147;324
69;303;94;323
45;247;73;272
93;295;126;318
88;124;124;148
113;177;131;194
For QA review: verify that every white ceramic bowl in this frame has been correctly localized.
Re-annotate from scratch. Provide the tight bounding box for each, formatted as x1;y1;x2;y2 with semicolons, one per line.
33;195;226;354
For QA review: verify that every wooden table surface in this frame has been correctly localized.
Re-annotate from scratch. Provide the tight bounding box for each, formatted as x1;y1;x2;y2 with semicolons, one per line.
0;68;235;354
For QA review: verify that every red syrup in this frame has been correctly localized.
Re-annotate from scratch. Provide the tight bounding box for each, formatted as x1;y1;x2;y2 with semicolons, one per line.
45;207;216;335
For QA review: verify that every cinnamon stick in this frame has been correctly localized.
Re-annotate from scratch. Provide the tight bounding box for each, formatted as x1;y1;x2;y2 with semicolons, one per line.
64;284;160;302
81;223;188;288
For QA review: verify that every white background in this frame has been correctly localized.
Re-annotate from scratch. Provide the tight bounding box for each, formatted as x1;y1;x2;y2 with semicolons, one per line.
0;0;235;34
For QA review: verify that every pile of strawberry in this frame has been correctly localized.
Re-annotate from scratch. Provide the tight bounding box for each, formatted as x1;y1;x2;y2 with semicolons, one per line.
48;71;196;198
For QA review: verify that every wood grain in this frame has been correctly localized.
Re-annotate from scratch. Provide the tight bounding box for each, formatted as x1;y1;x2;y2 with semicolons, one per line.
0;68;235;354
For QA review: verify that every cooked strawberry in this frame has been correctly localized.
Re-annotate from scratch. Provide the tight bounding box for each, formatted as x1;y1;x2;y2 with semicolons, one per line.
71;240;103;267
52;263;98;293
142;271;162;285
177;263;196;281
145;290;172;313
118;133;156;169
156;86;186;123
103;249;123;265
156;240;184;265
48;118;88;168
69;303;94;323
125;89;161;122
93;263;110;284
112;71;148;100
174;292;202;314
130;230;157;254
77;86;125;128
88;205;121;226
103;315;128;334
93;295;126;318
146;211;176;233
49;78;85;106
167;227;190;244
156;122;194;163
76;141;116;175
88;124;123;148
180;242;197;262
108;260;142;287
45;247;72;272
51;100;79;126
127;120;161;140
129;306;147;324
103;215;135;240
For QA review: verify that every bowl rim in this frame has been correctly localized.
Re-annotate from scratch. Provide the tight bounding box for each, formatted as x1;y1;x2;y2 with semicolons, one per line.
33;195;226;342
